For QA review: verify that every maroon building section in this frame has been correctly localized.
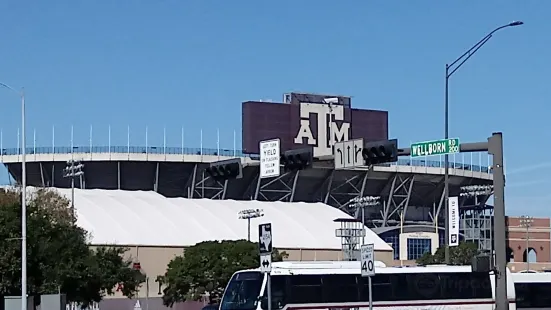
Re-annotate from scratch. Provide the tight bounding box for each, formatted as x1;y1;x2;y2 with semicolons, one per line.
242;101;388;154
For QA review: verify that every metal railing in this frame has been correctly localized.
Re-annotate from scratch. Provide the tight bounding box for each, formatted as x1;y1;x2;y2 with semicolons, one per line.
0;146;491;174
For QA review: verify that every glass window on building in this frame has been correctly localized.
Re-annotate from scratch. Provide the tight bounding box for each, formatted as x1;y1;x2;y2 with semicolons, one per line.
407;238;432;260
382;234;400;260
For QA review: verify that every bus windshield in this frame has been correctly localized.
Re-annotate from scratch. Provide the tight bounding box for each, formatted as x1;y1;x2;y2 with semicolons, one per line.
220;272;263;310
515;282;551;308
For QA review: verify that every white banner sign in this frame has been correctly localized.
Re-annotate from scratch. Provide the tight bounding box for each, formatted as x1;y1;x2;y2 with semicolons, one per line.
260;139;281;179
448;196;459;247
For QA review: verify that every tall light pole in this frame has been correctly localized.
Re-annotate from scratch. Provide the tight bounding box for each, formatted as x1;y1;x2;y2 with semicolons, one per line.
63;159;84;219
238;208;264;241
348;196;380;245
0;82;27;310
443;21;523;264
520;215;534;271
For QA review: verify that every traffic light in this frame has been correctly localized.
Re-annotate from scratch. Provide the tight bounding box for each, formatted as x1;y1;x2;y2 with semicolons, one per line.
362;139;398;165
205;158;243;181
280;147;313;172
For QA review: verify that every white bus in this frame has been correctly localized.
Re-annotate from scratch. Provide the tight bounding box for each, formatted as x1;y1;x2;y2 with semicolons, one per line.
220;261;516;310
512;272;551;309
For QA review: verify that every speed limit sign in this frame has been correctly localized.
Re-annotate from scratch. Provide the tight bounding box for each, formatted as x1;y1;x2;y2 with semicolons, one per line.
361;244;375;277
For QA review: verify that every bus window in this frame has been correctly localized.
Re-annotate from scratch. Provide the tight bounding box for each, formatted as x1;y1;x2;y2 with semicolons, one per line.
220;272;263;310
287;275;324;304
261;275;288;310
440;272;492;300
359;274;392;302
516;283;551;308
322;274;359;303
406;273;441;300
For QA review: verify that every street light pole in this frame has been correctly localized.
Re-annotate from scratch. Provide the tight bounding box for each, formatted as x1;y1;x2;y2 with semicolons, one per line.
0;82;27;310
238;209;264;241
443;21;523;264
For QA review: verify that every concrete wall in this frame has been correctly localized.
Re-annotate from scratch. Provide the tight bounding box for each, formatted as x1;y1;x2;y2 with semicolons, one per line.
93;245;394;299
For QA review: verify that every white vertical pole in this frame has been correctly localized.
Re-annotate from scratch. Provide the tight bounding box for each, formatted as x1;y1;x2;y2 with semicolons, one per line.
52;125;55;155
20;89;27;310
89;125;93;154
181;126;184;156
453;152;456;169
163;127;167;155
108;125;111;156
127;125;130;154
217;128;220;159
71;125;74;155
200;129;203;157
479;152;482;172
33;129;36;156
470;152;473;170
145;126;148;156
233;130;236;157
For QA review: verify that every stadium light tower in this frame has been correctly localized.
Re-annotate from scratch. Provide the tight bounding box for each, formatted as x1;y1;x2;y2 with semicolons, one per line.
348;196;380;245
520;215;534;271
444;21;523;264
63;159;84;218
0;82;27;310
238;208;264;241
460;185;494;198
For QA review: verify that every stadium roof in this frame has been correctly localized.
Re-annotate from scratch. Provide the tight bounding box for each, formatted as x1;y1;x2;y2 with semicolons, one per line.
29;187;391;251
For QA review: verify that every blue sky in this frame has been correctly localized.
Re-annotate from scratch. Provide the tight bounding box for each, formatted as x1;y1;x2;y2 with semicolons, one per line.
0;1;548;216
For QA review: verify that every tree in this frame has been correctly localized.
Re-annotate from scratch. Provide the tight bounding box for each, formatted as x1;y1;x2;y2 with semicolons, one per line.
160;240;288;307
416;242;479;266
0;187;145;305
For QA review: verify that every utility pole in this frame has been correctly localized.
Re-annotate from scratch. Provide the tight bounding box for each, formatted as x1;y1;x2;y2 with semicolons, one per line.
63;159;84;219
399;132;507;310
520;215;534;271
0;83;27;310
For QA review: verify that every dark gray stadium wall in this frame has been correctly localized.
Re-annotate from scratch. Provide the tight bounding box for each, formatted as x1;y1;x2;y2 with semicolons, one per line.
242;101;294;153
242;101;389;154
350;108;388;142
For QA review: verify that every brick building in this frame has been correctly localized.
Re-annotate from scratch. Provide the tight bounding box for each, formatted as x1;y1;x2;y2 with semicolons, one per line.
506;216;551;272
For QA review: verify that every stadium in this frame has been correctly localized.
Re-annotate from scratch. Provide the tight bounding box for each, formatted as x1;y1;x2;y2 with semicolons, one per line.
0;92;495;308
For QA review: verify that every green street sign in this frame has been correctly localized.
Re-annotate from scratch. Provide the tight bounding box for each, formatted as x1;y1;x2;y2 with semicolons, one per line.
411;138;460;158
